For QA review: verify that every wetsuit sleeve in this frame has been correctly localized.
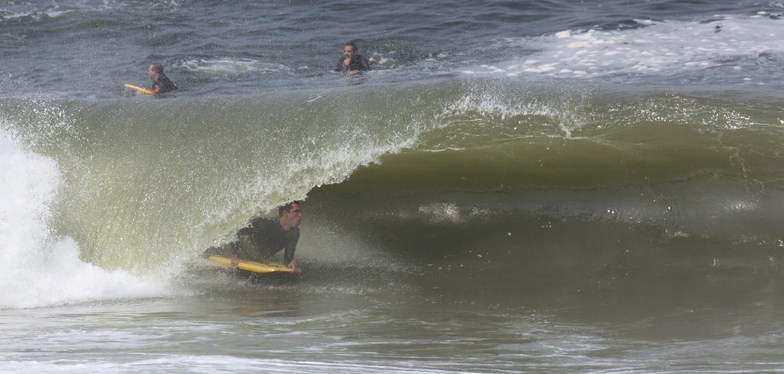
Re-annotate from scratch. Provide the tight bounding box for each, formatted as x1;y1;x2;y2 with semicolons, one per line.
283;228;300;264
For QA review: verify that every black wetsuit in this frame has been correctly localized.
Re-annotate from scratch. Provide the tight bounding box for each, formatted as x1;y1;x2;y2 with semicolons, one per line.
335;54;371;73
235;218;300;264
150;74;178;94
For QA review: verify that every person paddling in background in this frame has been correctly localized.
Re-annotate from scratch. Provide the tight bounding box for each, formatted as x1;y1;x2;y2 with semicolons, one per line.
205;201;303;273
335;41;376;75
147;62;178;95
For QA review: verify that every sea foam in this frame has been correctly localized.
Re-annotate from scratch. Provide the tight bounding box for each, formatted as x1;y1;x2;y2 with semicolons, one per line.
0;129;167;309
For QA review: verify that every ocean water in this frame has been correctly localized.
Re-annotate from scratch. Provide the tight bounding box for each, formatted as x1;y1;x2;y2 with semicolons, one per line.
2;1;784;372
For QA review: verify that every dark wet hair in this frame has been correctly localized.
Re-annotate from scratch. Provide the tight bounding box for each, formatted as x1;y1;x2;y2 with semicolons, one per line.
345;41;358;52
149;62;164;74
278;201;302;216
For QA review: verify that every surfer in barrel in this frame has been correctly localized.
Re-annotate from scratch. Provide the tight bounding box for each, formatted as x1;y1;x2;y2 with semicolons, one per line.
335;41;376;75
205;201;303;273
147;62;178;95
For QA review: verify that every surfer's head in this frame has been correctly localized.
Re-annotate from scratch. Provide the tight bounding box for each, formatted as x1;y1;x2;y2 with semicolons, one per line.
343;41;358;58
278;201;303;230
147;63;164;79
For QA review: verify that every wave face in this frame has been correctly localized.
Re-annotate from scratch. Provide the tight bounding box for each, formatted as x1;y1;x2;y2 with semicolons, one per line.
305;80;784;310
2;78;783;309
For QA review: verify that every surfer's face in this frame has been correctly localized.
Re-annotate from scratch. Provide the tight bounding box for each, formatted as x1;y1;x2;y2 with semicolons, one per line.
147;65;156;79
343;46;354;59
280;203;302;230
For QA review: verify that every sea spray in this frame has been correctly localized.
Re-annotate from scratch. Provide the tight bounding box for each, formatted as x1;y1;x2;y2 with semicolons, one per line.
0;129;166;309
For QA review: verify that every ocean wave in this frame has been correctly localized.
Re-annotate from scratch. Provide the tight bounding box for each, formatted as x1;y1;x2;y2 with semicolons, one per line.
1;78;783;304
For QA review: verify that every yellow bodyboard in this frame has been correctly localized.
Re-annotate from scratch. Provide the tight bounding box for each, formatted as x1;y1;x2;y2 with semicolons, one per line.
124;83;154;95
208;255;294;273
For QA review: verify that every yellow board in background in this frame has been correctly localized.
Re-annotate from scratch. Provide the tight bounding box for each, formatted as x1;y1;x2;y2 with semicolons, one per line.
124;83;153;95
207;255;294;273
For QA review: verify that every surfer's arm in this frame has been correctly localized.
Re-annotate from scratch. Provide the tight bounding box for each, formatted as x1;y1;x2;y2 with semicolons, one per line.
281;241;300;273
283;244;296;265
283;230;299;265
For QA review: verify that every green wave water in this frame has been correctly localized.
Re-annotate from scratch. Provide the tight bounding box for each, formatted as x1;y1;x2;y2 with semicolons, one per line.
3;78;784;311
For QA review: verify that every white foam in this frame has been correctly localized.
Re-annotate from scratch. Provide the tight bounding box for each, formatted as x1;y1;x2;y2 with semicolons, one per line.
177;58;291;76
466;16;784;81
0;129;167;309
0;5;72;21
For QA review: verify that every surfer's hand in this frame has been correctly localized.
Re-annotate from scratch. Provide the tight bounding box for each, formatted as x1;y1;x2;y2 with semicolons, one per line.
288;259;300;274
230;256;239;268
